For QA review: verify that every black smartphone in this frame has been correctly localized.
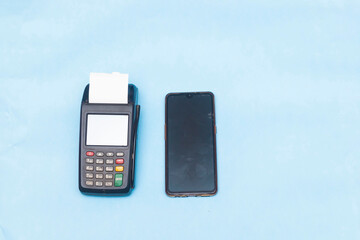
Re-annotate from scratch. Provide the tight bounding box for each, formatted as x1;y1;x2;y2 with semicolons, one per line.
165;92;217;197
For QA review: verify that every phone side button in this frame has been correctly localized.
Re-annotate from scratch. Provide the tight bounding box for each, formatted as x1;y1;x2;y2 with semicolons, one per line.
214;125;217;134
164;124;166;141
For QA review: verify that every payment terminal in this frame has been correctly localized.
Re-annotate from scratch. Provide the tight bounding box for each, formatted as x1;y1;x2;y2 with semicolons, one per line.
79;73;140;196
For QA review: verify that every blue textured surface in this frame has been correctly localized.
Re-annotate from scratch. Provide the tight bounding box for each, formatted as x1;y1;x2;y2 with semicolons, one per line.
1;1;360;239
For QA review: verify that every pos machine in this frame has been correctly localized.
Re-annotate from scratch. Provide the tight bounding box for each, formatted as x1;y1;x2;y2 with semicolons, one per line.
79;73;140;196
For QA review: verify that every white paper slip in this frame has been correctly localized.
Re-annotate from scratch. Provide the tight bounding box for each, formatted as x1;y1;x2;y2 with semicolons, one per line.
89;72;128;104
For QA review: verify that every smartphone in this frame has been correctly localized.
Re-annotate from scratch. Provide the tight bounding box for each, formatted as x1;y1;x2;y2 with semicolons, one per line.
165;92;217;197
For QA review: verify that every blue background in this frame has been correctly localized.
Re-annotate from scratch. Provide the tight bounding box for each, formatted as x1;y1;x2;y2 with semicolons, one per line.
1;1;360;239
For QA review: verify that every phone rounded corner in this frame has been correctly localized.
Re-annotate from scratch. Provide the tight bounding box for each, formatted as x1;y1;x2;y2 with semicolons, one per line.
208;187;218;196
206;91;215;98
165;93;174;102
165;188;176;197
201;184;218;197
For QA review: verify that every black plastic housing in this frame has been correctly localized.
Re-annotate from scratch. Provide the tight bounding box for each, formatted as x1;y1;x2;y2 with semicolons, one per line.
79;84;140;196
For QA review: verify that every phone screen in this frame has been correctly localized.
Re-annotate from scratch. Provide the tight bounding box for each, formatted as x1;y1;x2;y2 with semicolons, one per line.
165;92;217;196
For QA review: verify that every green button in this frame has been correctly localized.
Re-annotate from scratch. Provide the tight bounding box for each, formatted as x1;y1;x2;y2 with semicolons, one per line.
114;173;123;187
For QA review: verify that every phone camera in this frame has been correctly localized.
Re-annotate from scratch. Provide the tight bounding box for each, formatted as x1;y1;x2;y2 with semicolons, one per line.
186;93;193;98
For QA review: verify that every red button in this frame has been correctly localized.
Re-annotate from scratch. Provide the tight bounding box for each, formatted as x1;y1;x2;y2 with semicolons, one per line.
86;151;94;156
116;158;124;164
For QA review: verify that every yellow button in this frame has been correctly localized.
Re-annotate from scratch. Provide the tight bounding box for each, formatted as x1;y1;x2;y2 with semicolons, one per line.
115;166;124;172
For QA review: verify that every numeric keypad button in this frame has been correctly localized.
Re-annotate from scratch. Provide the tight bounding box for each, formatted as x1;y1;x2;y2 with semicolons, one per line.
85;158;94;164
105;174;113;179
106;159;114;164
85;165;94;171
96;159;104;164
105;181;113;187
95;181;103;187
86;173;94;179
95;166;104;172
85;180;94;186
95;174;103;179
105;166;114;172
